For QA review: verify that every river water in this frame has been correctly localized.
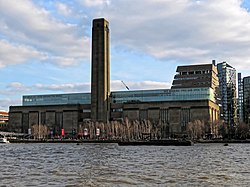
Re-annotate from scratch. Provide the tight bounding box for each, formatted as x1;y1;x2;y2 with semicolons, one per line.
0;143;249;186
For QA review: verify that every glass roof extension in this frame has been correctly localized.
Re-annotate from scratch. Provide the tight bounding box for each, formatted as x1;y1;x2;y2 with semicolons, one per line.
111;87;215;103
22;87;215;106
23;93;91;106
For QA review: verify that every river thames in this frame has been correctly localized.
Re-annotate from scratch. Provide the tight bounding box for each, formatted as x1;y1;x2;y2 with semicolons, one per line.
0;143;249;186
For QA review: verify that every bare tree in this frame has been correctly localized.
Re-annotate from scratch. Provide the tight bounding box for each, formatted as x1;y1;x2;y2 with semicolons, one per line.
187;120;205;140
31;124;49;139
217;122;228;139
210;120;224;138
237;121;250;139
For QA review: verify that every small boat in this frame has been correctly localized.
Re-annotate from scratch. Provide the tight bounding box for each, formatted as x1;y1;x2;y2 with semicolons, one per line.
0;137;10;143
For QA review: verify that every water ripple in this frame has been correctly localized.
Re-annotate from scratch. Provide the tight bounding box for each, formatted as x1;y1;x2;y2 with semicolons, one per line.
0;143;249;186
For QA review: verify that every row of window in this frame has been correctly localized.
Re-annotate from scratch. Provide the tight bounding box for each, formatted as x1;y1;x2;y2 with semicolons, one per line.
113;93;214;103
112;89;213;99
23;93;91;105
178;70;211;75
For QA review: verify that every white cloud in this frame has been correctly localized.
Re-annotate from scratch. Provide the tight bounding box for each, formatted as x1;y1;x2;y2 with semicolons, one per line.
55;2;73;16
0;82;30;99
0;98;21;111
3;80;170;96
27;80;170;93
0;82;89;97
0;40;47;67
34;83;90;92
80;0;110;7
6;82;30;92
0;0;90;67
2;0;249;71
51;56;79;67
111;80;171;91
102;0;250;70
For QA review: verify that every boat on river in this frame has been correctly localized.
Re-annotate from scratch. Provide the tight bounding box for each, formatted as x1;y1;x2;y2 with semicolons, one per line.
0;137;10;143
118;139;193;146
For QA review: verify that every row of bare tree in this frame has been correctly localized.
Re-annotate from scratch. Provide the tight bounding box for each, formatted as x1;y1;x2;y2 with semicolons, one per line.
187;119;250;140
79;118;168;140
31;118;250;140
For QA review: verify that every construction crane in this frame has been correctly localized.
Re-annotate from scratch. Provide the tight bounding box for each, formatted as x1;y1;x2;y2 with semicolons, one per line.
121;81;129;90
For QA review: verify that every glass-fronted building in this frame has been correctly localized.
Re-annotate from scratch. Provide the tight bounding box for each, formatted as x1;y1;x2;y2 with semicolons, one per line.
243;76;250;123
238;73;244;122
217;62;237;125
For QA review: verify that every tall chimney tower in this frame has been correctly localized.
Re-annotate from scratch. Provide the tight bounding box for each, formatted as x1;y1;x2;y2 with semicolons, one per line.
91;18;110;122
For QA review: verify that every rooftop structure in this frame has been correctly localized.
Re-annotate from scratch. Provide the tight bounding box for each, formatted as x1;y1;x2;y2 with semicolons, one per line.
171;62;219;90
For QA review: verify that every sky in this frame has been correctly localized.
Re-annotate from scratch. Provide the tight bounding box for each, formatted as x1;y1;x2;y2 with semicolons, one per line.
1;0;250;111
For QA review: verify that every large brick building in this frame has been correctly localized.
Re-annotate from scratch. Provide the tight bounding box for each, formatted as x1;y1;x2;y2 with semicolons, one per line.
8;18;220;137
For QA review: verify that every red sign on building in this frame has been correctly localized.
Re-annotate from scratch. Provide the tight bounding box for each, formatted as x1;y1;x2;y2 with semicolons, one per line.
61;128;65;137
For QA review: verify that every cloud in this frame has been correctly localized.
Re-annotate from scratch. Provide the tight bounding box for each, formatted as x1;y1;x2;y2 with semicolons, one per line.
3;80;170;96
0;40;48;68
34;83;90;92
6;82;31;93
29;80;169;93
0;83;30;109
0;0;90;67
55;2;73;16
2;0;249;71
0;82;89;97
111;80;171;91
51;56;79;66
98;0;250;70
0;98;21;111
80;0;110;7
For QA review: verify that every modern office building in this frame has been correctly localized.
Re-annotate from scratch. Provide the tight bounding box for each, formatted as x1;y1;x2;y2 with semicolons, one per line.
243;76;250;123
217;62;237;126
8;18;220;137
238;73;244;122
